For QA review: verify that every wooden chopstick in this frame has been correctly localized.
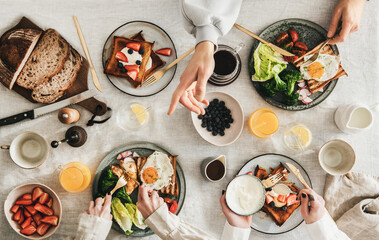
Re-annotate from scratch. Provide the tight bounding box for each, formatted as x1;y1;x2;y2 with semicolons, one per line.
73;15;103;92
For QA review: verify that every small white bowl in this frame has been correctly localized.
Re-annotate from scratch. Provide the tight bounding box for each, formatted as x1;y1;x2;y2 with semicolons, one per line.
4;183;62;239
191;92;244;146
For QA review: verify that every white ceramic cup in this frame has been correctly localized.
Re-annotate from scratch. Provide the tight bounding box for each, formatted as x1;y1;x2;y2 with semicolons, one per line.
1;132;49;169
318;139;355;176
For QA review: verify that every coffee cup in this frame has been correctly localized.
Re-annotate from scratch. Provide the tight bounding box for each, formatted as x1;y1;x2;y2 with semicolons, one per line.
318;139;355;176
1;132;49;169
200;155;226;182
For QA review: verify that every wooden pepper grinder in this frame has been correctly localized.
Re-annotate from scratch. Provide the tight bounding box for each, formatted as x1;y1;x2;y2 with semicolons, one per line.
58;108;80;124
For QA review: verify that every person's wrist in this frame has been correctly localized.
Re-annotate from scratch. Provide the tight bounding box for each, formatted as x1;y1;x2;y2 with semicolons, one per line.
195;41;215;54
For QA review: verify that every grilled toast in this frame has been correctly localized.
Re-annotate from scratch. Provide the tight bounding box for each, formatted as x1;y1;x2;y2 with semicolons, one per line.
136;155;179;196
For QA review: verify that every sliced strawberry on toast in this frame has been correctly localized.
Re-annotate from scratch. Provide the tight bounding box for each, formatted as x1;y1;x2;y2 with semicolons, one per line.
126;42;141;51
115;51;128;62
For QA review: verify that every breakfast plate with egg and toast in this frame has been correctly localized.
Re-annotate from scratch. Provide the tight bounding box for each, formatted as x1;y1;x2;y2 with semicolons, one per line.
102;21;177;97
92;142;185;237
248;18;347;111
237;153;312;234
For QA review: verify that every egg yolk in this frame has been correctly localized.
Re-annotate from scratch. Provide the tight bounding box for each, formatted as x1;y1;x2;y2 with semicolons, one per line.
307;61;325;79
142;167;159;184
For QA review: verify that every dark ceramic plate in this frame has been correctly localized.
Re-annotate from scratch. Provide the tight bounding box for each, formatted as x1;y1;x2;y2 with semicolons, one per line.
92;142;186;237
248;19;339;111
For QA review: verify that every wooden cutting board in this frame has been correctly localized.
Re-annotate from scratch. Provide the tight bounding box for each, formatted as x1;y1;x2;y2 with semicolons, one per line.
1;17;107;115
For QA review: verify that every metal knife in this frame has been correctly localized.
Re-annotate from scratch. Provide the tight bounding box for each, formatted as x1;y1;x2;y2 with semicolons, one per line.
0;90;93;127
285;162;310;189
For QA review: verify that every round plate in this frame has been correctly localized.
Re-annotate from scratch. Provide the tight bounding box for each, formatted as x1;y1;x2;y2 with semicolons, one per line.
191;92;244;146
248;19;339;111
238;153;312;234
92;142;186;237
102;21;177;97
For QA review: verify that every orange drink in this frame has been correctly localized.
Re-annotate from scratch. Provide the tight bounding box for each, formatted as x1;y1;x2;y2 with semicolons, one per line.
59;162;91;193
248;108;279;138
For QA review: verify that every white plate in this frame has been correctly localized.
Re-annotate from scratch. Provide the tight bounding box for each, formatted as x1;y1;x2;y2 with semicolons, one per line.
102;21;177;97
191;92;244;146
238;154;312;234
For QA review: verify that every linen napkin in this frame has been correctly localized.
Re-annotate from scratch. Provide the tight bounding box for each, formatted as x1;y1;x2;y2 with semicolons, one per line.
323;173;379;240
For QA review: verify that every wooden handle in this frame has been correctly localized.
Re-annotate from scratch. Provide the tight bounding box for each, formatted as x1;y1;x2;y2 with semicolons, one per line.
164;47;195;71
77;97;107;116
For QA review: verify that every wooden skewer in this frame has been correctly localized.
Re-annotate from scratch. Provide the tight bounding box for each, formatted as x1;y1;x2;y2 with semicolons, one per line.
73;15;103;92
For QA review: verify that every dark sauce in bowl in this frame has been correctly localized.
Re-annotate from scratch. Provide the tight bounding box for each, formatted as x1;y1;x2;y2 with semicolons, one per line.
206;160;225;181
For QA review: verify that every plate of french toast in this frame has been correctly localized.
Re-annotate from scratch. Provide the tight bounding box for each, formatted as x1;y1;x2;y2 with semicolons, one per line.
102;21;177;97
238;153;312;234
92;142;185;237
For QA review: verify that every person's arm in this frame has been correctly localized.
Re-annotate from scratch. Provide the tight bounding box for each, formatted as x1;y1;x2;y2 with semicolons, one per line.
300;189;351;240
75;195;113;240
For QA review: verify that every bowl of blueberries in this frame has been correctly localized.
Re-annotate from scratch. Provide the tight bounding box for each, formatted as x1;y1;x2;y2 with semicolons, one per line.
191;92;244;146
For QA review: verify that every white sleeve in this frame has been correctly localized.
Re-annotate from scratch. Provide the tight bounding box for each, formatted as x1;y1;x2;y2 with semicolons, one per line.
180;0;243;46
74;213;112;240
220;221;251;240
305;213;351;240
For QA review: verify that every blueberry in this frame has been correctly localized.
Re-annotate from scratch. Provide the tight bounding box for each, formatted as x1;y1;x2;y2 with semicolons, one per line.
269;202;275;208
136;60;142;65
128;49;133;54
198;115;203;120
220;101;225;106
117;62;124;68
201;122;207;128
229;118;234;123
281;206;288;211
139;49;144;55
120;67;126;73
212;131;218;136
213;99;219;104
220;131;225;136
265;187;272;191
207;126;212;132
225;123;230;129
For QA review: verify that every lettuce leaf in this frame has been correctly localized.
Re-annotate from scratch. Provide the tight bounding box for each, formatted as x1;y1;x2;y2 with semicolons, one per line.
125;203;148;230
253;44;287;82
111;197;133;235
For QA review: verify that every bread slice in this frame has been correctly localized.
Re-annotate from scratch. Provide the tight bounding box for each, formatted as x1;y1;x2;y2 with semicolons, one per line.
16;29;70;89
136;155;179;196
31;47;82;103
0;28;42;89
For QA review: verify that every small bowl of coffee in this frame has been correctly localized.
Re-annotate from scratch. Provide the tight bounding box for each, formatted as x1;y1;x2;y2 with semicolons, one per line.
200;155;226;182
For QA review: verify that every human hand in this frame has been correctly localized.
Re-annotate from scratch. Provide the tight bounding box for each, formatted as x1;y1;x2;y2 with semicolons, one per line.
220;193;252;228
168;41;214;115
299;188;326;224
137;184;164;219
85;194;112;220
328;0;366;44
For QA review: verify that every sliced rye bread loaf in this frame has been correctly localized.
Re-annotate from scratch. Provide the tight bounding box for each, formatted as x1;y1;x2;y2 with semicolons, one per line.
0;28;42;89
16;28;70;89
31;47;82;103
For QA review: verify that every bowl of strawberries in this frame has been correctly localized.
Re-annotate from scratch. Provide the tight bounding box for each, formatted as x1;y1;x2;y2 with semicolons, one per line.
4;183;62;239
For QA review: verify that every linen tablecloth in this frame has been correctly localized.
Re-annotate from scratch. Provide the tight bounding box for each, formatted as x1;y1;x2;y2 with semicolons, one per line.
1;0;378;239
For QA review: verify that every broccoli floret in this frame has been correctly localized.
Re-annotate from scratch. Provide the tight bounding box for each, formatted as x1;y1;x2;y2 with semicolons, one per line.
285;92;300;106
261;80;277;97
98;168;118;195
280;69;302;96
273;74;287;92
113;187;133;204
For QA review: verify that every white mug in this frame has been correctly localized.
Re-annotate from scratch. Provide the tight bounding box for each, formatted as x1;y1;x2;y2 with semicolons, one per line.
334;104;373;134
1;132;49;169
318;139;355;176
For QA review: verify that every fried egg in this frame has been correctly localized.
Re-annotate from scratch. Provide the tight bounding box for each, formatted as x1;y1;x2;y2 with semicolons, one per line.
300;54;339;82
140;151;174;190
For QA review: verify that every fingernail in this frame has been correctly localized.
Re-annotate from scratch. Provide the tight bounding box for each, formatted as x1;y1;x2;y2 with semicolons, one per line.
327;31;332;37
302;193;307;198
221;190;225;195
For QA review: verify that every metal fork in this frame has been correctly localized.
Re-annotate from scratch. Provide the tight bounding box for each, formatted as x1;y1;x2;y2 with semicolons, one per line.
142;47;195;87
261;172;284;188
110;175;128;195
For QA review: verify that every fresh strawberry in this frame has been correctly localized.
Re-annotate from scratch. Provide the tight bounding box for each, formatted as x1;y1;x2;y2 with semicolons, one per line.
169;200;178;214
25;205;37;215
276;32;289;44
286;194;298;206
31;221;37;228
41;215;59;226
22;193;32;200
115;51;128;62
277;195;287;203
21;217;33;229
11;204;20;213
20;225;36;236
284;55;299;63
36;223;50;236
13;209;22;221
24;209;32;218
124;65;140;73
38;193;49;205
294;42;308;51
288;30;299;42
33;213;42;225
32;187;44;202
18;209;25;225
126;42;141;52
15;199;33;205
163;197;171;204
265;194;274;204
34;203;53;216
46;198;53;208
127;70;138;81
292;50;306;56
156;48;172;56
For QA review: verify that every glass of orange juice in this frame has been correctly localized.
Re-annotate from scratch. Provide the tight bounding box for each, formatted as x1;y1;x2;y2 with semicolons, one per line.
59;162;91;193
248;108;279;138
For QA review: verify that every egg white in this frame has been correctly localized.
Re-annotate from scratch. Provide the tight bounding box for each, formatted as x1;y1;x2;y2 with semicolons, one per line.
300;54;339;82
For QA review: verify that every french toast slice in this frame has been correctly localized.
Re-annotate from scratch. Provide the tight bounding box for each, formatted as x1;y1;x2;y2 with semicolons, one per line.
104;36;152;88
136;155;178;196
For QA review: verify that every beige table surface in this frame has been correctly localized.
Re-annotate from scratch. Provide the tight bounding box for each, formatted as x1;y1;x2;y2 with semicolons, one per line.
0;0;378;239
